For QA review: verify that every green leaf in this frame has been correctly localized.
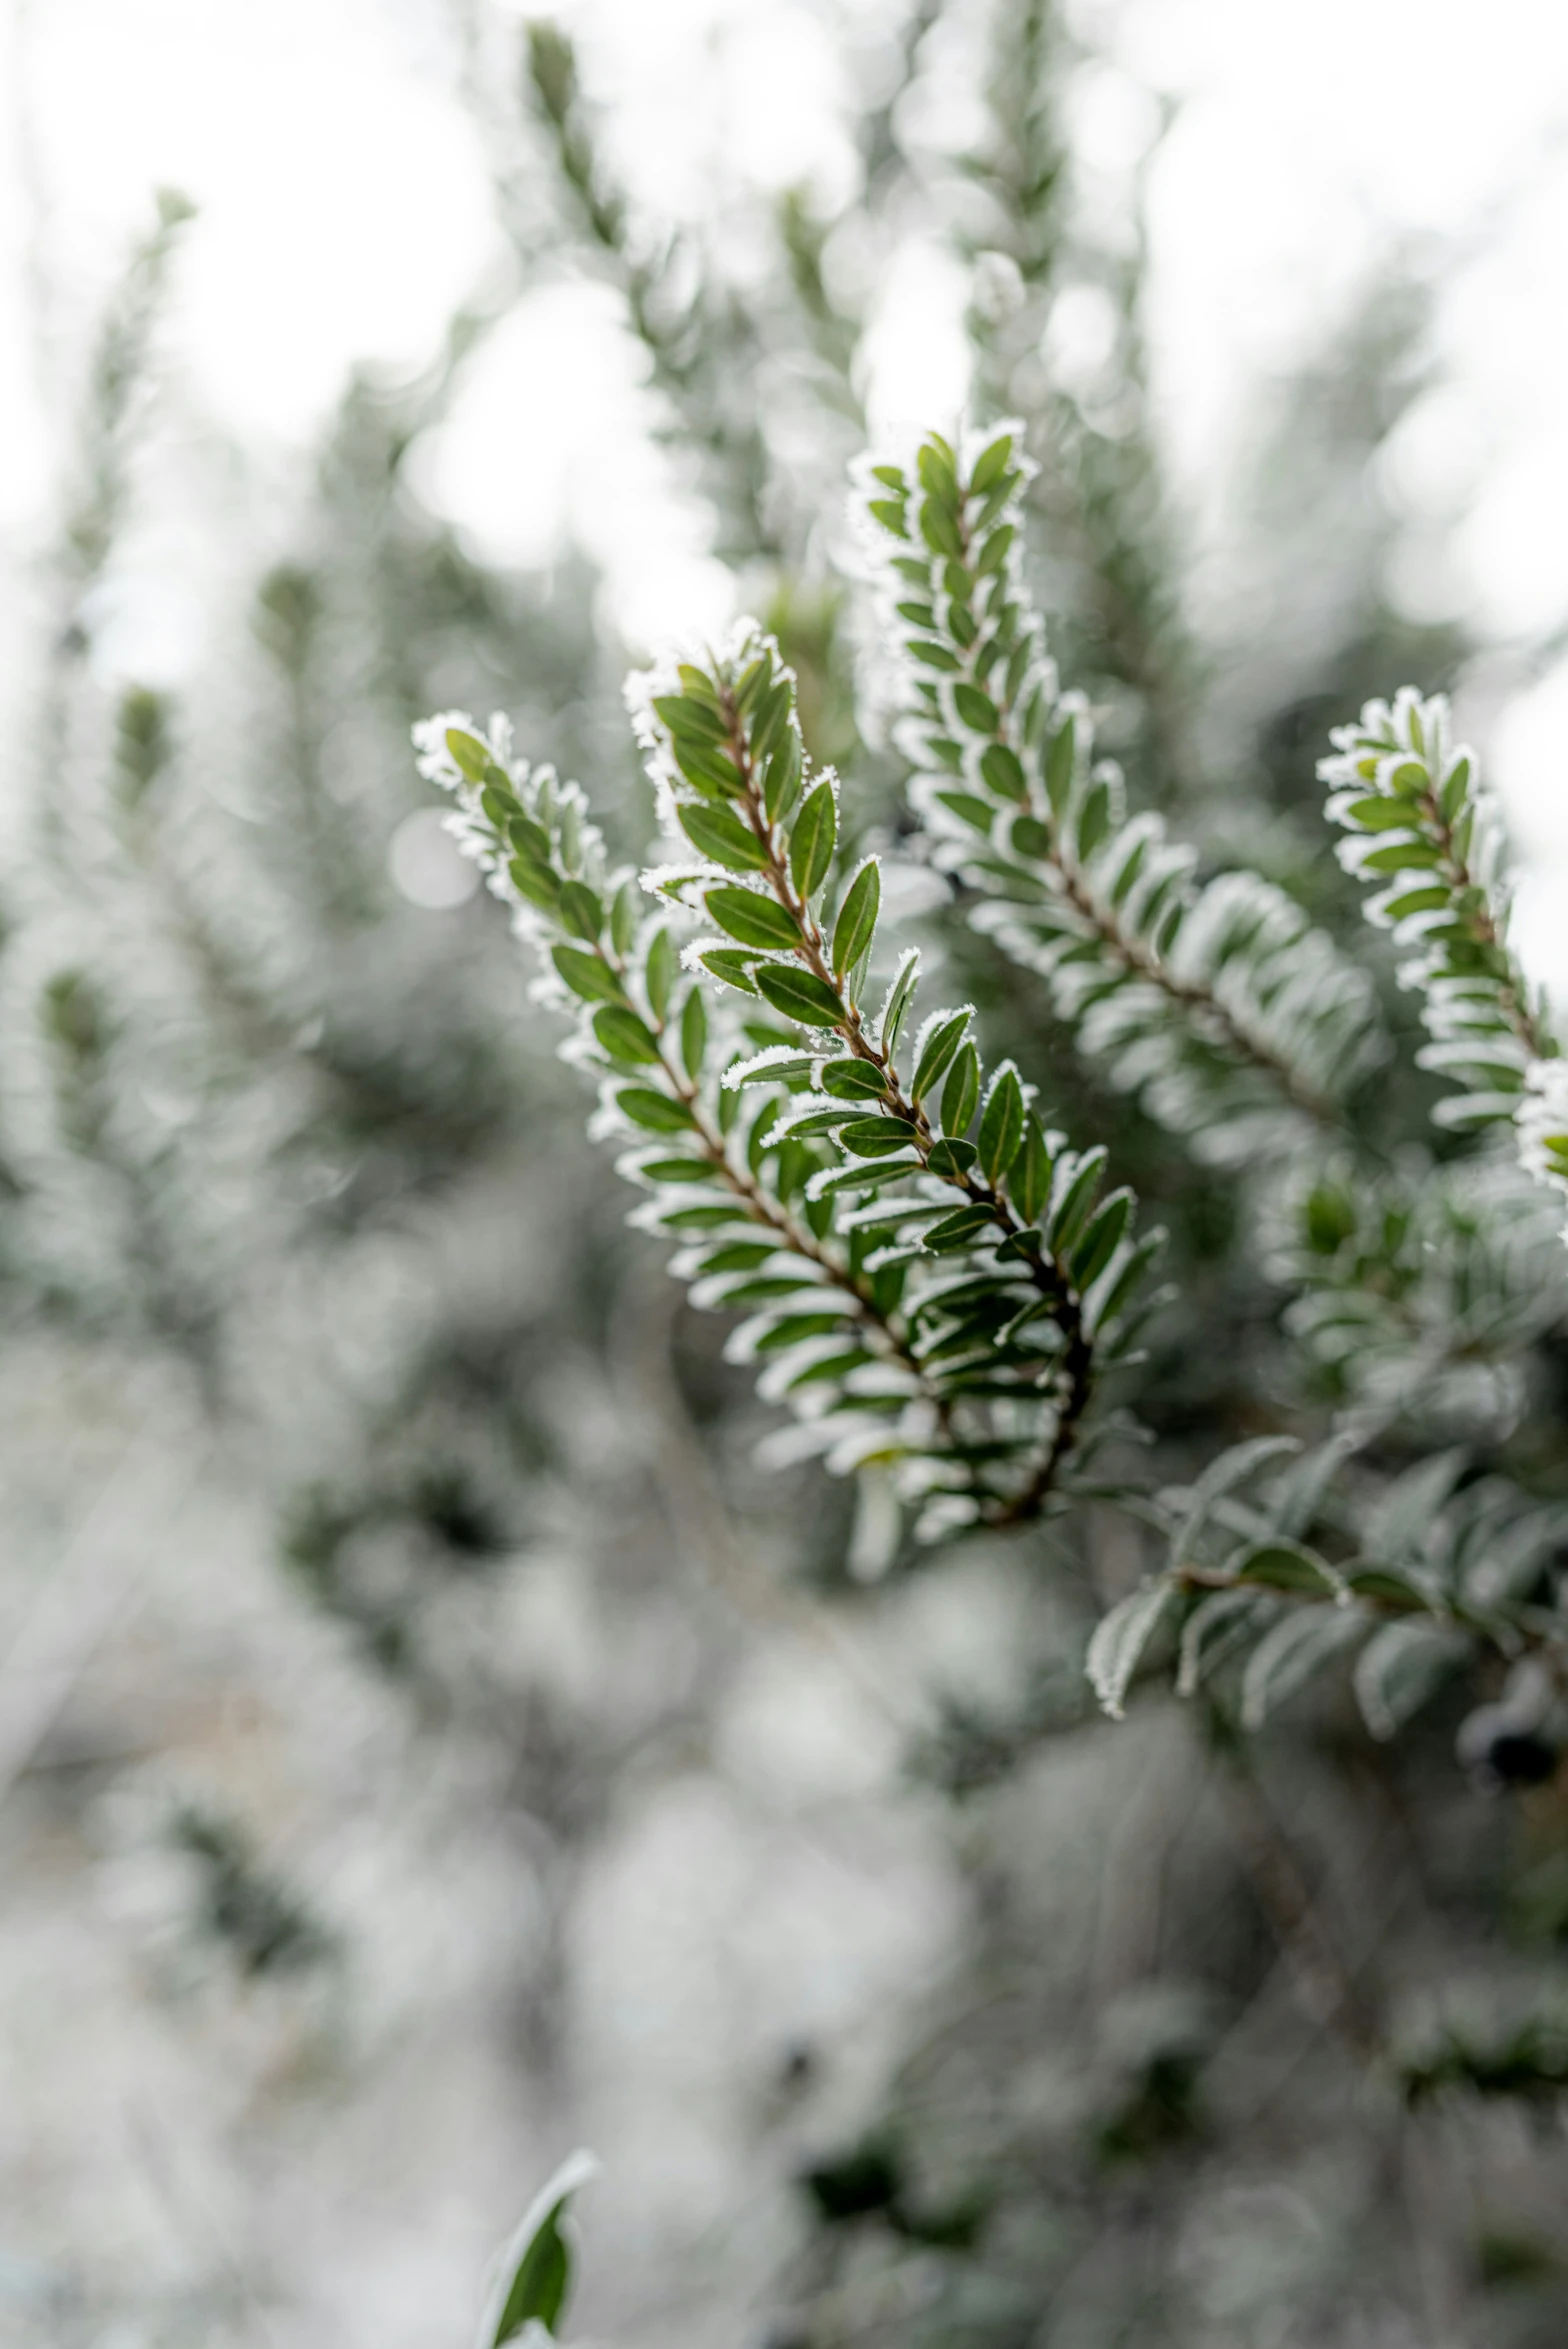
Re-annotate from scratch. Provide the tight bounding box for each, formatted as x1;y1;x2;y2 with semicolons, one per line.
508;814;550;863
837;1116;920;1159
697;948;760;994
559;880;603;941
936;791;995;832
868;496;908;537
819;1057;886;1098
926;1136;978;1178
1361;839;1443;873
922;1204;996;1252
975;523;1014;576
780;1107;857;1139
764;731;804;822
679;802;769;871
811;1158;918;1197
1439;756;1471;821
1076;779;1111;858
980;743;1027;801
680;987;707;1078
941;1042;980;1138
717;1274;826;1307
1343;1566;1433;1614
617;1087;696;1133
1045;718;1075;814
1048;1147;1107;1251
911;640;962;673
1176;1588;1274;1697
977;1066;1024;1183
753;964;845;1027
706;887;801;951
953;683;1000;736
1087;1579;1178;1720
653;692;726;744
552;945;623;1004
751;682;792;763
1016;1116;1052;1226
1169;1435;1300;1557
1341;797;1420;831
831;861;880;976
911;1010;972;1102
753;1312;855;1350
790;782;838;898
674;742;746;799
1070;1188;1132;1288
1230;1540;1345;1600
645;926;675;1020
593;1006;662;1065
786;1348;873;1390
479;2152;597;2346
917;440;960;507
1382;885;1450;921
445;726;490;780
693;1239;777;1274
970;433;1014;494
637;1155;723;1182
918;499;963;559
735;651;773;711
510;854;561;910
1003;635;1033;705
877;948;921;1056
610;880;639;956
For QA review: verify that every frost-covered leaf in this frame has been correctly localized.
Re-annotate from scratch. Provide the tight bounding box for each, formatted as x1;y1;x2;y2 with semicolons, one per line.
1240;1606;1368;1731
1169;1437;1301;1561
1176;1586;1275;1697
1087;1579;1178;1720
1354;1620;1470;1742
1229;1540;1345;1601
476;2150;598;2347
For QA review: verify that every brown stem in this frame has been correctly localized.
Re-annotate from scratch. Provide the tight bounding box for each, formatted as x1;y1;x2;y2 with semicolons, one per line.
587;932;945;1422
1417;782;1547;1061
712;683;1092;1518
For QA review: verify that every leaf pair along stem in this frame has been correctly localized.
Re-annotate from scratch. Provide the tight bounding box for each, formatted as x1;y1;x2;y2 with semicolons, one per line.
692;663;1097;1520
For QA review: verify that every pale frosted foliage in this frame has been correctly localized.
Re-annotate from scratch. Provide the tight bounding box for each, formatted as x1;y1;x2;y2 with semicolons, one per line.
858;430;1386;1164
418;424;1568;1743
416;643;1158;1551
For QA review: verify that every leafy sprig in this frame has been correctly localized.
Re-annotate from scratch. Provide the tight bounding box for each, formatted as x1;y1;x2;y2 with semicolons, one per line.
860;427;1386;1163
1088;1437;1568;1733
1320;688;1568;1235
1320;689;1558;1118
1273;1156;1568;1432
417;632;1158;1545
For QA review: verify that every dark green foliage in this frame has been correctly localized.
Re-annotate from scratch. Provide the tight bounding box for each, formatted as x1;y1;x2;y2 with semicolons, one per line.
168;1802;338;1981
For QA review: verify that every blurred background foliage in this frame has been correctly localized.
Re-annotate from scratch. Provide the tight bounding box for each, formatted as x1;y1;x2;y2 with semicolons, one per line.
4;2;1568;2346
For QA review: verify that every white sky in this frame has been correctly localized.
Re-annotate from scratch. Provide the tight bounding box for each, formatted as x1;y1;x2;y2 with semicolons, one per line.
3;0;1567;986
